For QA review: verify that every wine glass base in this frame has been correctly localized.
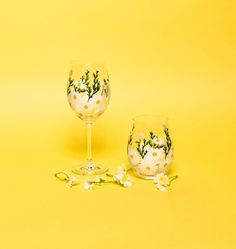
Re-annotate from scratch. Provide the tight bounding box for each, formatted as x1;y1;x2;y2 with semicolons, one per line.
71;162;108;175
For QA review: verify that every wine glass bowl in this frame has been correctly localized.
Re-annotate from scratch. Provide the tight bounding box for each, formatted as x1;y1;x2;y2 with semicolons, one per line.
67;64;110;123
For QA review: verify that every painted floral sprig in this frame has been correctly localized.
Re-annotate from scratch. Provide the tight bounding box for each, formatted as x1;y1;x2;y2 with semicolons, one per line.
67;68;110;101
163;127;172;157
67;70;75;96
86;69;101;100
129;128;172;159
128;123;135;146
102;76;110;98
136;139;149;159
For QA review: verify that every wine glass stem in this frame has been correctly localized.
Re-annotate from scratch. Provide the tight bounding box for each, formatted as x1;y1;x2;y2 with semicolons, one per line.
86;122;93;163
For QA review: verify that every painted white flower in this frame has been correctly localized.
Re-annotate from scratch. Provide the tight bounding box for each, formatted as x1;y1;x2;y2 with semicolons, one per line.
79;79;87;90
153;173;169;191
90;93;107;111
154;148;174;174
135;132;145;140
138;161;157;176
147;148;165;163
153;136;166;146
68;80;108;119
113;166;132;187
65;176;79;188
73;79;79;85
128;146;141;167
67;89;84;114
76;94;93;113
84;178;94;190
137;147;166;176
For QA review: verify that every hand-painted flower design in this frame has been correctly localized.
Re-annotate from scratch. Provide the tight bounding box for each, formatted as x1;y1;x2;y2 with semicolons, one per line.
128;147;141;167
67;66;110;122
153;136;166;147
79;79;87;90
127;124;174;178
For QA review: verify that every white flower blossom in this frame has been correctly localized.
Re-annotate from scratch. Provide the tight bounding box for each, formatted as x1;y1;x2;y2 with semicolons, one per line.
113;166;132;187
73;79;79;85
153;173;169;191
90;93;107;112
65;176;79;188
79;79;87;90
84;178;94;190
137;147;166;176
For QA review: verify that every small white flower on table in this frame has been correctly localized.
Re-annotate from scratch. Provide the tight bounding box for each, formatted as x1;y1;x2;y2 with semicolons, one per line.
153;173;169;191
79;79;87;91
113;165;132;187
84;178;95;190
66;176;79;189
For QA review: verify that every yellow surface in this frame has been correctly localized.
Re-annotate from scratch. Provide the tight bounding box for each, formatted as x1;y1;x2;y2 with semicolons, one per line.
0;0;235;248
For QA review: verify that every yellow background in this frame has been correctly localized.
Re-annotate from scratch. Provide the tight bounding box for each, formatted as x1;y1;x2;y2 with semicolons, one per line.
0;0;235;248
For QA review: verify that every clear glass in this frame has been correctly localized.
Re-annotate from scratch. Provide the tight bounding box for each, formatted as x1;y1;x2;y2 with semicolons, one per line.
127;115;174;179
67;63;111;175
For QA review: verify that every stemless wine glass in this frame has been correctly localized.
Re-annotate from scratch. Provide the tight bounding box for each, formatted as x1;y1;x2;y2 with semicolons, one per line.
127;115;174;179
67;63;111;175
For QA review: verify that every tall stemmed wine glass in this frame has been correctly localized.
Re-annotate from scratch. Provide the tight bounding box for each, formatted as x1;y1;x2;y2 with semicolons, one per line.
67;63;110;175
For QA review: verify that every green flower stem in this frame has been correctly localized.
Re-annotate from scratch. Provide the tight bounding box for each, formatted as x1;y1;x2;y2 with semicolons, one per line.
106;173;114;177
96;180;115;184
54;172;70;182
168;175;178;186
90;179;115;185
136;139;149;158
67;69;110;101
